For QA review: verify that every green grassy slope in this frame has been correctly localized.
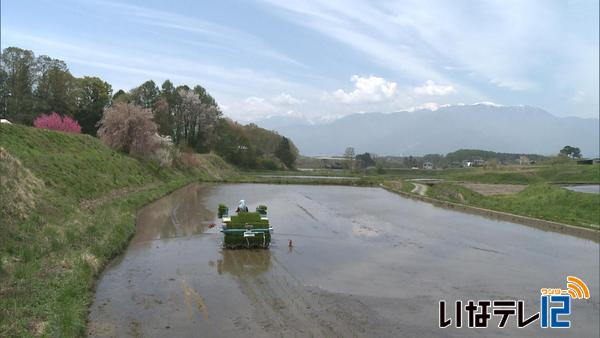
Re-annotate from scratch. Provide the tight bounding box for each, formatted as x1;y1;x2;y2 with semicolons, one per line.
427;182;599;229
534;164;600;183
0;124;234;337
446;165;600;184
376;165;599;184
1;124;157;200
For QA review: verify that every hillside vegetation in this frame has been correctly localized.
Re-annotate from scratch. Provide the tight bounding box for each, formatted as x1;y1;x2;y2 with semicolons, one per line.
0;124;235;336
1;46;299;170
443;165;600;185
427;182;599;229
378;163;599;229
444;149;547;163
0;148;44;221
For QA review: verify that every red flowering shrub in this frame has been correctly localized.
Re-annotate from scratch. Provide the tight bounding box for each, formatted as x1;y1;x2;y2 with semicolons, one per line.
33;112;81;134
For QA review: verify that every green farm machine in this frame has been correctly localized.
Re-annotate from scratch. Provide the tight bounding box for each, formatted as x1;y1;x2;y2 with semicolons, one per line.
218;203;272;249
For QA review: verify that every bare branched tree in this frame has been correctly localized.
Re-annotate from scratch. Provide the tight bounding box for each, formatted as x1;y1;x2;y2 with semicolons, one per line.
344;146;355;171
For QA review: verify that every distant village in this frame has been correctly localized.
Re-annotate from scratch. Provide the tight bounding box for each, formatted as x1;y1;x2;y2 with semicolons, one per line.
299;149;600;171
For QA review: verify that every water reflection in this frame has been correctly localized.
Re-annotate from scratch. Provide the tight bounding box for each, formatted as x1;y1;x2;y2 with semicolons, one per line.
133;184;218;244
211;249;272;276
563;184;600;194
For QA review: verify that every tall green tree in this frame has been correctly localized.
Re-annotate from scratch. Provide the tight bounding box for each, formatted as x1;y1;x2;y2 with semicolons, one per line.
112;89;130;103
153;97;172;136
355;152;375;168
74;76;112;135
153;80;179;137
214;119;257;168
0;47;36;123
33;56;77;117
559;145;582;159
130;80;159;108
193;84;217;106
0;66;8;119
275;136;296;168
172;88;221;152
175;84;190;93
161;80;179;107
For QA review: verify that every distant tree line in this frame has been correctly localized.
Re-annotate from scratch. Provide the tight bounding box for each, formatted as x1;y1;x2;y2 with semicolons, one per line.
371;147;583;169
444;149;547;164
212;119;297;169
111;79;222;153
0;46;297;169
0;47;112;134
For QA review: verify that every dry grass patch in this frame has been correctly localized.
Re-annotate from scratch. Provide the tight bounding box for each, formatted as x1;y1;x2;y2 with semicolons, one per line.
0;147;44;221
462;183;527;196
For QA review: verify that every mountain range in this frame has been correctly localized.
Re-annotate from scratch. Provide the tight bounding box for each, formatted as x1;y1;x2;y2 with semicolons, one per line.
256;104;600;157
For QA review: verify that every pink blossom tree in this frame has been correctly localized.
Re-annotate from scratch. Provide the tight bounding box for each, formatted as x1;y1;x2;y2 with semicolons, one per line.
97;103;158;157
33;112;81;134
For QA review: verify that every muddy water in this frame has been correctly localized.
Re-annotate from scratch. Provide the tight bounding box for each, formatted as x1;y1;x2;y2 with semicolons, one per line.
88;184;599;337
254;175;358;180
564;184;600;194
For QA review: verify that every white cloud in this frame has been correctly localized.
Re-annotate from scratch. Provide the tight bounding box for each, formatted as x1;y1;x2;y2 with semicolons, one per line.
89;0;307;69
272;93;303;105
406;102;442;112
244;96;275;113
571;90;586;104
472;101;504;107
399;101;506;113
331;75;397;104
1;29;312;106
489;78;537;91
261;0;599;111
226;93;305;121
260;1;476;93
414;80;456;96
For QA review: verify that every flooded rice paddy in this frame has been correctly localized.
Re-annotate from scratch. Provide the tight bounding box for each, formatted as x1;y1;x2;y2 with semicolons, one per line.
88;183;599;337
564;184;600;194
253;175;358;180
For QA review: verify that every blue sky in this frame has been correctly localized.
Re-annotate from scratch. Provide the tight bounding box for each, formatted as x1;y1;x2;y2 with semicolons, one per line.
1;0;598;121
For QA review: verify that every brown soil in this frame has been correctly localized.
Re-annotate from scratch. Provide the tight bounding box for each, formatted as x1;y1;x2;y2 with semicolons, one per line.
462;183;527;195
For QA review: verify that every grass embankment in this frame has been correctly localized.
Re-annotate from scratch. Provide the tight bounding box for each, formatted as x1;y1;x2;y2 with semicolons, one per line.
382;164;599;230
248;163;599;189
425;182;599;230
233;174;378;186
373;164;599;185
0;124;235;337
443;165;599;185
